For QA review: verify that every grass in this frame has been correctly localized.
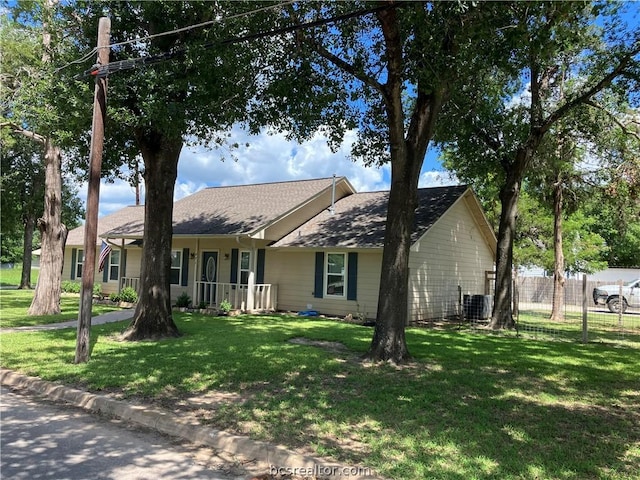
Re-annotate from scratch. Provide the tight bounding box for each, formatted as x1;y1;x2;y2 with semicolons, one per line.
1;290;639;480
0;290;122;328
0;264;38;287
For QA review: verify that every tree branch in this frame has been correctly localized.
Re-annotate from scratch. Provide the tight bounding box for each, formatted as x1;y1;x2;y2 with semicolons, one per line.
541;44;640;134
0;122;47;145
303;34;384;95
284;3;384;96
584;99;640;143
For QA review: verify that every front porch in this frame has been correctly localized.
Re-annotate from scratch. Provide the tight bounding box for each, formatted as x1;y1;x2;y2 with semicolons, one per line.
119;276;277;312
194;281;278;311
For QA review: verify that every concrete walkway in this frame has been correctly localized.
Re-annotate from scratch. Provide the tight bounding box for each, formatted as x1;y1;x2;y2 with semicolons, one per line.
0;310;382;480
1;308;135;333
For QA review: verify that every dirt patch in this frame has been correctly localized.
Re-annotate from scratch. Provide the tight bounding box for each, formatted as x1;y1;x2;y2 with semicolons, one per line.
287;337;350;353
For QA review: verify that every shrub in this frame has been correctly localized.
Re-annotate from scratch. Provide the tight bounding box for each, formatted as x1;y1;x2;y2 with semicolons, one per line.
175;291;191;308
61;281;81;293
93;283;102;297
109;292;120;302
219;298;232;313
119;287;138;303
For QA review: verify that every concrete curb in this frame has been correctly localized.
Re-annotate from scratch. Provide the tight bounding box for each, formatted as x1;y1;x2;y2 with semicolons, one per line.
1;369;382;480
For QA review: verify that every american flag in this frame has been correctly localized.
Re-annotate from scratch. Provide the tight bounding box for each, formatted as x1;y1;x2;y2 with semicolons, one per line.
98;241;112;273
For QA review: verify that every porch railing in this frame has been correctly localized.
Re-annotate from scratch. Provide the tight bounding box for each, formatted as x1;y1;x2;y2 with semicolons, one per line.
120;277;140;293
194;281;277;311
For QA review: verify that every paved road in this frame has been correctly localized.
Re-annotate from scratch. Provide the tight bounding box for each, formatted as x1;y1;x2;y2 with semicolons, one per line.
0;387;246;480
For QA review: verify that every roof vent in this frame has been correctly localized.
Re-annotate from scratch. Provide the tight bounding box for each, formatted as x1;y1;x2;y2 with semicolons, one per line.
330;174;336;215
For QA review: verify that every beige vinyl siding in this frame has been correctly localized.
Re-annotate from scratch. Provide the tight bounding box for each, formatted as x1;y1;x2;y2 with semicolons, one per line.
267;249;381;320
408;198;495;322
63;247;77;282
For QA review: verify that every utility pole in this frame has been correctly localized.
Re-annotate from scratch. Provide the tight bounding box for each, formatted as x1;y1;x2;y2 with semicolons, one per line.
75;17;110;364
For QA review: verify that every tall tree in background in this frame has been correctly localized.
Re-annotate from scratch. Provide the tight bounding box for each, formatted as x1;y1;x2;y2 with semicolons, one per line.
441;2;639;328
1;1;87;313
0;136;84;288
1;139;44;288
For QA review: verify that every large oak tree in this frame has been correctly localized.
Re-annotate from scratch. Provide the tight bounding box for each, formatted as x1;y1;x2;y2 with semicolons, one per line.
63;1;285;340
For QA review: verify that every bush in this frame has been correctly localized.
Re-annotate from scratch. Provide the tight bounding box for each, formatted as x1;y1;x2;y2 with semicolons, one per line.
109;287;138;304
93;283;102;297
175;291;191;308
119;287;138;303
219;298;232;313
61;281;81;293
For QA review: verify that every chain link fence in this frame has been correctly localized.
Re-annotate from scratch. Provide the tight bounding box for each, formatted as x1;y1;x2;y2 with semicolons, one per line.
456;274;639;348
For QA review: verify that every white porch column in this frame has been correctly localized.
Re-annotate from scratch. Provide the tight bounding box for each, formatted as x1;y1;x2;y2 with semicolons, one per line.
192;239;199;306
246;243;256;311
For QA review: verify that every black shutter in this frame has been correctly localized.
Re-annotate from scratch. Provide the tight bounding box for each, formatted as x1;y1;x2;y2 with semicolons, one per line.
230;248;239;284
122;249;127;278
71;249;77;280
256;249;265;284
347;252;358;301
102;253;109;282
314;252;324;298
181;248;190;286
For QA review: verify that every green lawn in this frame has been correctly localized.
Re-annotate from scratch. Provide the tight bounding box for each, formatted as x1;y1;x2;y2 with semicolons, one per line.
0;264;38;287
0;287;122;328
1;297;638;479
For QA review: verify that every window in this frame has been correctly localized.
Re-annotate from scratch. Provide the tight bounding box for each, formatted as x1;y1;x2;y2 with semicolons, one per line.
170;250;182;285
109;250;120;281
240;251;250;285
76;249;84;278
326;253;345;297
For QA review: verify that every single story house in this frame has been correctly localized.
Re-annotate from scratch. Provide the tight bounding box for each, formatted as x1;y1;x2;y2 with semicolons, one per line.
63;176;496;323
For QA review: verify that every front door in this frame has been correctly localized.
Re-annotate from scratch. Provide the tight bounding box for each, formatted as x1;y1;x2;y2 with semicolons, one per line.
201;251;218;305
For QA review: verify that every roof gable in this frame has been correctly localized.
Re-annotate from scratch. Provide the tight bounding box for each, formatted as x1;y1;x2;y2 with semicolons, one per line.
272;185;471;249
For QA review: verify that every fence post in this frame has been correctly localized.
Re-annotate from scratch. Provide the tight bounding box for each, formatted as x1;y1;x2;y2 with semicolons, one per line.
618;280;623;328
582;274;588;344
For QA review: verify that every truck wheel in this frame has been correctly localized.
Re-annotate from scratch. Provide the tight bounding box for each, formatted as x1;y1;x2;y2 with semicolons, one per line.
607;297;628;314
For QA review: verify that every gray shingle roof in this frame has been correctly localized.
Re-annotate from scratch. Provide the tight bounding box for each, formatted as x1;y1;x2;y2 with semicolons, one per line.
66;205;145;246
272;185;469;249
104;177;344;238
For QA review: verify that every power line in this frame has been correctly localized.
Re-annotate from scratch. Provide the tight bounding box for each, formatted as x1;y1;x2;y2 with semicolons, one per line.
76;2;397;79
56;0;295;73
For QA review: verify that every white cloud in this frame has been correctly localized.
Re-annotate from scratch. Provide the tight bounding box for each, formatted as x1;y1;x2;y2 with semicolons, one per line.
418;170;460;188
92;127;457;217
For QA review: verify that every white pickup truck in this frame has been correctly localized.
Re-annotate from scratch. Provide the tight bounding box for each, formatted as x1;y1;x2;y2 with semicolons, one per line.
593;279;640;313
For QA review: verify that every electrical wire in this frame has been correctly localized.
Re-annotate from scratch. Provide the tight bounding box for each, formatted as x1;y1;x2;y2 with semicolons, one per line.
74;2;397;79
56;0;295;73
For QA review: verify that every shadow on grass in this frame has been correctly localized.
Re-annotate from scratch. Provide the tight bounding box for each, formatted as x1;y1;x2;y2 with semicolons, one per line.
2;313;638;479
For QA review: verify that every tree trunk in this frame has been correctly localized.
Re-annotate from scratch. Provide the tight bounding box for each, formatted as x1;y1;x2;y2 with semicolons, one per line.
550;172;565;321
121;131;182;341
19;214;36;289
366;165;417;363
27;140;67;315
489;175;519;329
